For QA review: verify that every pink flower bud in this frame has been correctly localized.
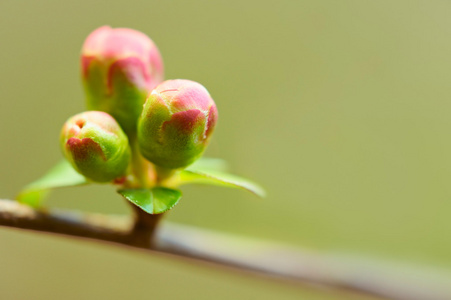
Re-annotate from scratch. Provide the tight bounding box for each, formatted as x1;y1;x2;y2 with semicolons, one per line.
81;26;164;134
60;111;131;182
138;79;218;169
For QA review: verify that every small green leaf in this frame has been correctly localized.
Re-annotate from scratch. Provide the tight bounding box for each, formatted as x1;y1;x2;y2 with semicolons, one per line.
118;187;182;214
187;157;230;173
179;170;266;198
17;160;88;207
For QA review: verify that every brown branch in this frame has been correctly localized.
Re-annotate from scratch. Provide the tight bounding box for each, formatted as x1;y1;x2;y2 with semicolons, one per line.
0;199;450;300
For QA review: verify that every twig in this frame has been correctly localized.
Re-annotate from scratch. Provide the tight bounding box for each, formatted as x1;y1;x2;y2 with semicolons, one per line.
0;199;450;300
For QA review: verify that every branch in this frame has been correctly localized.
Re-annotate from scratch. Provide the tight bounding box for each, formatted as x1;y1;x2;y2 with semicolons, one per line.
0;199;450;300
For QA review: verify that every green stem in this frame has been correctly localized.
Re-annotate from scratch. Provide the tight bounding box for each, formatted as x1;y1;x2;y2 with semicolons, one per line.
128;135;154;188
155;165;177;186
124;136;162;244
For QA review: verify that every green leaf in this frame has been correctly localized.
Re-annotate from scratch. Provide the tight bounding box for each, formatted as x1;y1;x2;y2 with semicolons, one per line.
179;170;266;198
118;187;182;214
17;160;88;207
187;157;230;173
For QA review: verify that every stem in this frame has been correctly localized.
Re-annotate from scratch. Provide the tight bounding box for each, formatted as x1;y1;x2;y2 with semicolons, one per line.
128;135;154;188
154;165;177;185
123;135;161;243
129;203;163;247
1;199;450;300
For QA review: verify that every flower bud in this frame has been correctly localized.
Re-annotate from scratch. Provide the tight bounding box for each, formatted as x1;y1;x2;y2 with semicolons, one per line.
81;26;164;134
138;79;218;169
60;111;131;182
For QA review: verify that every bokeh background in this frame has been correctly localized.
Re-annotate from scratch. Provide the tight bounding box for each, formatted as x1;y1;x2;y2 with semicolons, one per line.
1;0;451;299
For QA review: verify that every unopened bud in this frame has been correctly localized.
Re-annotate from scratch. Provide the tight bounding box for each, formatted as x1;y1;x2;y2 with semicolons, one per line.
138;79;218;169
81;26;164;134
60;111;131;182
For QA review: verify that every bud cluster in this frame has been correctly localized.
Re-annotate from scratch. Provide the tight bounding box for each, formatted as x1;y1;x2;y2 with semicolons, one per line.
61;26;217;184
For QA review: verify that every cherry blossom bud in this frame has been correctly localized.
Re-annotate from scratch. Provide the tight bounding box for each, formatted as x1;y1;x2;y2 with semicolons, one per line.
81;26;164;134
60;111;131;182
138;79;218;169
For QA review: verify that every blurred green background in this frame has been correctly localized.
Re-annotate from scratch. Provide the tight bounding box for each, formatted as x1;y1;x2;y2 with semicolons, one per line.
1;0;451;299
